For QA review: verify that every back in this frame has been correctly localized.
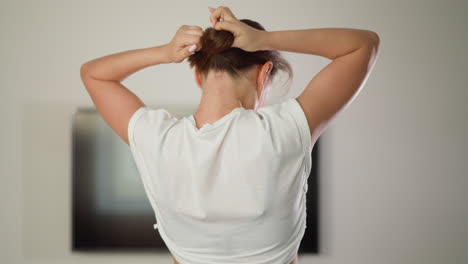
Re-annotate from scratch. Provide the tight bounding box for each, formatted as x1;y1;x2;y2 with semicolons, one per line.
128;98;312;264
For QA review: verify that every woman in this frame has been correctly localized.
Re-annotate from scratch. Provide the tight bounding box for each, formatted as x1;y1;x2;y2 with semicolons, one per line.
80;6;379;264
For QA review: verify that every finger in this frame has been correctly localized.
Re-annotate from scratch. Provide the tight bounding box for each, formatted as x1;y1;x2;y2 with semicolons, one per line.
180;25;203;36
183;37;202;52
193;27;205;36
188;44;197;53
210;7;225;26
213;20;235;33
209;6;236;27
185;25;204;33
209;9;217;26
185;43;199;58
187;38;202;52
185;29;203;37
218;6;237;21
181;34;201;46
195;38;202;51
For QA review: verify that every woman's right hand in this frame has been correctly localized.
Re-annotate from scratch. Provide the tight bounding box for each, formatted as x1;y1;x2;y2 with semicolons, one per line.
208;6;266;52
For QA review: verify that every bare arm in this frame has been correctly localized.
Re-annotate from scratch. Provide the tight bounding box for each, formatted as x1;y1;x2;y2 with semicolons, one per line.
80;45;172;145
259;28;380;145
80;25;204;145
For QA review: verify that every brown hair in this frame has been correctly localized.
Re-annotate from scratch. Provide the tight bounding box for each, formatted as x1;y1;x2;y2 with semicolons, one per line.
187;19;293;96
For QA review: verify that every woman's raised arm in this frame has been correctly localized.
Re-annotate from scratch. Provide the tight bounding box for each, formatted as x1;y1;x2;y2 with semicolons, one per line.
80;25;204;145
258;28;380;145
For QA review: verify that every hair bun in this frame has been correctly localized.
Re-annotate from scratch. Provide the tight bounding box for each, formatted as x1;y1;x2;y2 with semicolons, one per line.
187;19;293;96
200;28;234;56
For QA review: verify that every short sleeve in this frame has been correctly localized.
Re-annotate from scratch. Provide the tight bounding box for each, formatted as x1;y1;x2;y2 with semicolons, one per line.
128;106;175;152
127;106;176;212
128;106;149;150
257;98;312;155
284;98;312;154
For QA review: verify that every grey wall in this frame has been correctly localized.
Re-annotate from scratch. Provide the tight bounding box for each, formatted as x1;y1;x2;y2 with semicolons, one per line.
1;0;467;263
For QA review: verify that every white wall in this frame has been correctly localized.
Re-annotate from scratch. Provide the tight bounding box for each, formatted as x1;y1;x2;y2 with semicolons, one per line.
1;0;467;263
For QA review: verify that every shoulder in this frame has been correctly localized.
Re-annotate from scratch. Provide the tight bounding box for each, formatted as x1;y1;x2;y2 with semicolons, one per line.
128;106;181;149
256;98;312;154
129;106;180;127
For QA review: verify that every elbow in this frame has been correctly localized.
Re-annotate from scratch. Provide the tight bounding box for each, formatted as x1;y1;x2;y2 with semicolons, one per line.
365;31;380;48
80;63;92;79
363;31;380;69
80;63;88;78
359;31;380;56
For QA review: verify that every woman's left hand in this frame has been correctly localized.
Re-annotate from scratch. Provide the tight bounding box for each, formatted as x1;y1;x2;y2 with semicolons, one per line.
166;25;203;63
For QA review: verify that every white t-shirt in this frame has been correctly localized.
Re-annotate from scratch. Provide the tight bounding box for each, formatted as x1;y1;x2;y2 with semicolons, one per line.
128;98;312;264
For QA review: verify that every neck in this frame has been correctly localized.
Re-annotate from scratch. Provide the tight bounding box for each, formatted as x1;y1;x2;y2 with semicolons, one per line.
193;79;257;129
199;86;243;111
198;72;257;113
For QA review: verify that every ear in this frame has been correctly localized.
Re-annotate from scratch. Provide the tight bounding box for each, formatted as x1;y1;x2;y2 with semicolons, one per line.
194;68;202;88
256;61;273;93
255;61;274;109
